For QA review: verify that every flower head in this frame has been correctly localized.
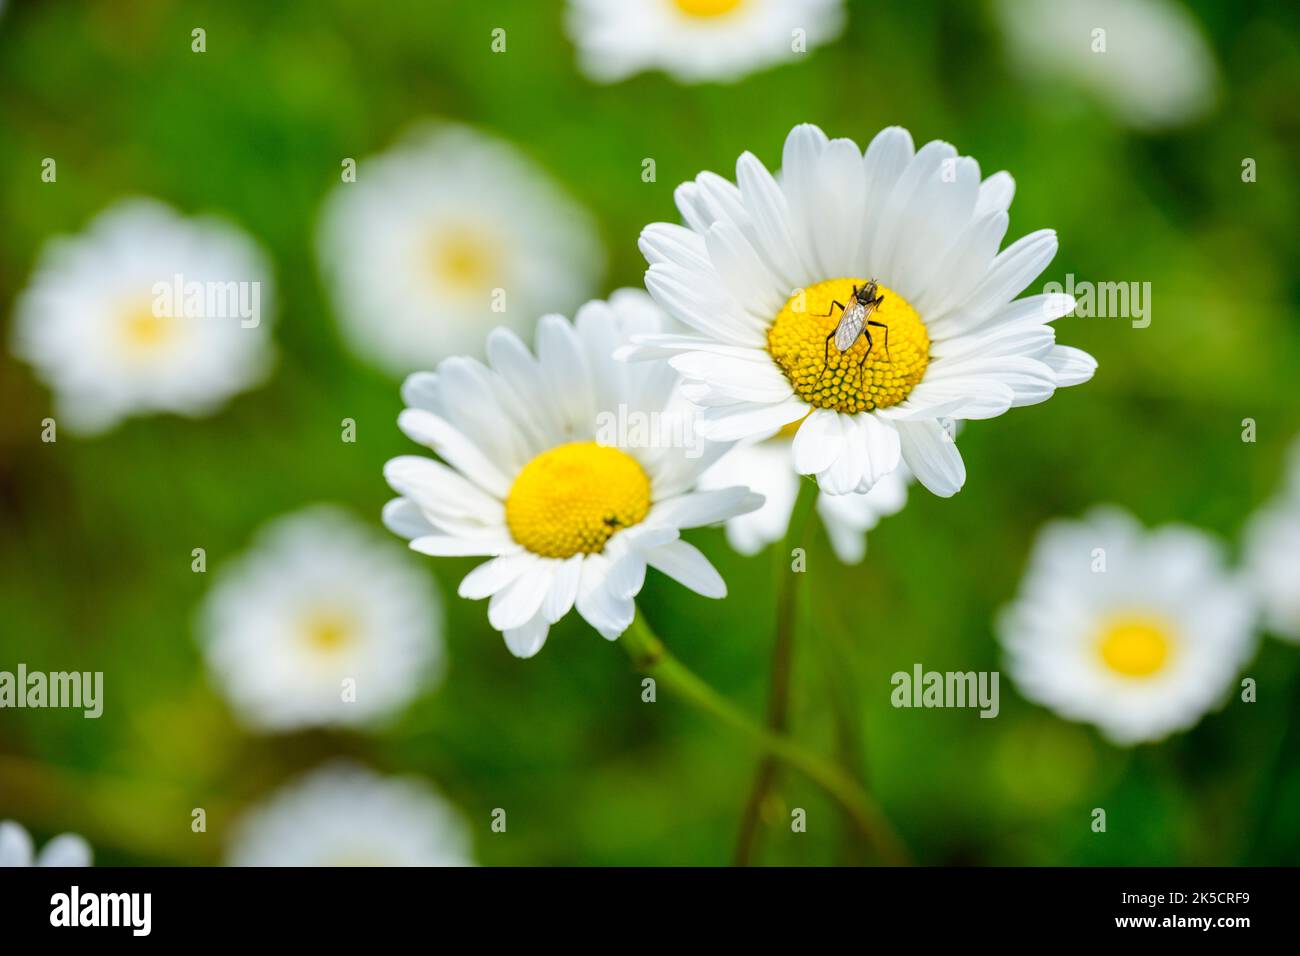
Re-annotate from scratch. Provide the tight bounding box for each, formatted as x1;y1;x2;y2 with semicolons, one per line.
998;508;1256;745
11;199;275;434
383;289;762;657
621;123;1096;497
566;0;845;84
318;123;603;375
198;506;443;731
0;820;91;867
226;763;472;867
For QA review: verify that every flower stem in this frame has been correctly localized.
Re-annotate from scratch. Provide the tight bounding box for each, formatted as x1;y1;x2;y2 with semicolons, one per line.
621;607;909;865
734;476;819;864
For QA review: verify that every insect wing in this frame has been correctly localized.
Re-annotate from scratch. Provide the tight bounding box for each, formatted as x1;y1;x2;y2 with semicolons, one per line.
833;301;866;351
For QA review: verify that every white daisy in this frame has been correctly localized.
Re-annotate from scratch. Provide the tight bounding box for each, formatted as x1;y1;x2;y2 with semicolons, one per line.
998;508;1256;746
382;288;762;658
1243;437;1300;643
11;199;275;435
317;123;604;376
995;0;1219;131
700;426;909;563
0;820;92;867
198;506;443;732
226;762;472;867
620;123;1096;499
565;0;846;85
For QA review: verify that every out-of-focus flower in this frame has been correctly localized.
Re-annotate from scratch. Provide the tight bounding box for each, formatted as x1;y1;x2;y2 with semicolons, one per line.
565;0;845;85
0;821;92;867
226;763;472;867
11;199;275;435
198;506;443;732
317;123;603;376
1243;437;1300;643
700;429;909;562
383;289;762;658
999;508;1256;746
620;123;1095;499
994;0;1219;131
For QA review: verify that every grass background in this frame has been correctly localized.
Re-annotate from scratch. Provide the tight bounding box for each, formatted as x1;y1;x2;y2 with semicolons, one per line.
0;0;1297;865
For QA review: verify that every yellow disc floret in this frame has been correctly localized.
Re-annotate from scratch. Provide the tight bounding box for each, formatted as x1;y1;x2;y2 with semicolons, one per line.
673;0;744;18
1096;615;1173;678
506;442;652;558
767;279;930;413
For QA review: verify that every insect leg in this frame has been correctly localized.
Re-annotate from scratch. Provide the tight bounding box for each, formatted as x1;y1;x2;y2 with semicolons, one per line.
867;319;891;361
817;330;838;383
811;299;846;318
854;329;875;389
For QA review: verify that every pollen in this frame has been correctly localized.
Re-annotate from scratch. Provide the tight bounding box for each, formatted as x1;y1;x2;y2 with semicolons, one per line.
118;300;175;352
673;0;744;17
505;442;652;559
1096;615;1173;678
766;279;930;413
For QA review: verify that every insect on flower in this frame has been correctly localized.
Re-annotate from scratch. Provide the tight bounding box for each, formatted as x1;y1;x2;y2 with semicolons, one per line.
816;278;890;385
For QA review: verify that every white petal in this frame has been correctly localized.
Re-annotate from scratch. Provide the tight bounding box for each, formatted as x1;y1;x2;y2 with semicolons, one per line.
897;419;966;497
503;615;550;659
34;834;92;868
1044;345;1098;387
645;540;727;599
458;552;538;600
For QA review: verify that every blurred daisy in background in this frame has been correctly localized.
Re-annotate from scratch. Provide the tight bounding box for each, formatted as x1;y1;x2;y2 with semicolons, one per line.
198;506;443;732
1243;436;1300;643
226;763;472;867
317;123;604;376
701;430;909;562
566;0;845;84
0;821;91;867
621;123;1095;499
10;199;275;435
995;0;1219;131
383;288;762;658
998;508;1256;746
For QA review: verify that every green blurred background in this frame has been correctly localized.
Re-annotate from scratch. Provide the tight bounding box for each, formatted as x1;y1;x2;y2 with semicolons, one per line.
1;0;1297;865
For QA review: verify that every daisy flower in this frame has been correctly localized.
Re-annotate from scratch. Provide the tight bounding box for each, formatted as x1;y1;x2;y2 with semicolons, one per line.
226;763;472;867
382;288;762;658
0;821;92;867
998;508;1256;746
1242;437;1300;643
995;0;1219;131
198;506;443;732
11;199;275;435
621;123;1096;498
700;429;909;563
317;123;604;376
565;0;845;85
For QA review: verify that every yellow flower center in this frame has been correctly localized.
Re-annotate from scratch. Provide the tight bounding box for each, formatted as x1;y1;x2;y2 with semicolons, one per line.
301;611;356;654
430;229;498;293
505;442;652;558
766;279;930;413
672;0;743;17
118;301;176;353
1096;615;1173;678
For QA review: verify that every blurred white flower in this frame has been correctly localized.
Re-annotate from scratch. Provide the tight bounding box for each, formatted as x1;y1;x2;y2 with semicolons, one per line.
621;123;1095;499
999;508;1256;746
700;429;909;563
198;506;443;732
1243;437;1300;643
383;289;761;658
0;820;92;867
318;123;604;376
226;763;472;867
11;199;275;435
566;0;845;84
995;0;1219;130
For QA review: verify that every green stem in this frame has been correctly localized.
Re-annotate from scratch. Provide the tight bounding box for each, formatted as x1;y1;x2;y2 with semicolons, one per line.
734;477;820;865
621;608;909;865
